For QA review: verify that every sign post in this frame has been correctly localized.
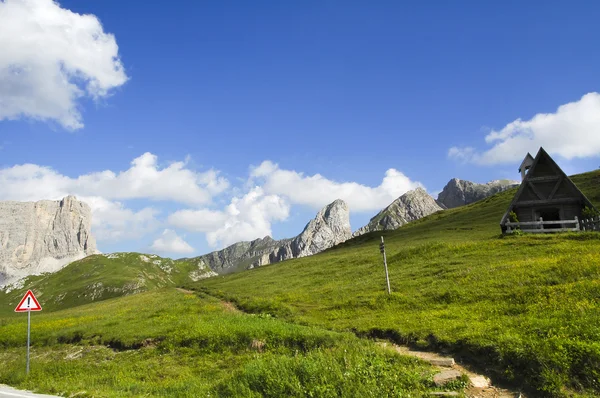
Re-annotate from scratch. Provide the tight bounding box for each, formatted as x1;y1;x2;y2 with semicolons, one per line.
14;290;42;375
379;236;391;295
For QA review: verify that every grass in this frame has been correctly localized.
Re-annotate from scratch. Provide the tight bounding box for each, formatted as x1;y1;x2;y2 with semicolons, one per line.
0;288;443;397
2;170;599;397
190;170;600;397
0;252;214;315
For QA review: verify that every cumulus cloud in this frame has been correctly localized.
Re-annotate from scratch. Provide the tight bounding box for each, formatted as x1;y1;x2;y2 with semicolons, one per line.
0;0;128;129
74;153;229;205
249;161;423;212
150;229;194;254
449;92;600;165
169;187;290;248
81;196;160;243
0;153;228;206
0;153;227;242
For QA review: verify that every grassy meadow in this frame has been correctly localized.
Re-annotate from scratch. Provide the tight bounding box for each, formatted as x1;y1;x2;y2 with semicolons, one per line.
191;170;600;397
0;170;598;397
0;288;446;397
0;252;214;316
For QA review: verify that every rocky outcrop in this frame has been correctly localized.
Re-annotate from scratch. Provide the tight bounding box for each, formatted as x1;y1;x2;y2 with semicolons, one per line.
437;178;519;209
0;196;98;286
353;188;443;237
195;199;352;274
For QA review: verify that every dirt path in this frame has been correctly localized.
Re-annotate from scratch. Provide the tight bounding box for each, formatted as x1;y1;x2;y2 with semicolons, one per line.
175;288;240;312
193;289;523;396
379;342;524;398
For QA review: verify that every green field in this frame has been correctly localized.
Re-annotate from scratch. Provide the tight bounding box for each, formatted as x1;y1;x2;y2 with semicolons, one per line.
1;170;599;397
0;252;215;316
0;289;443;397
191;170;600;397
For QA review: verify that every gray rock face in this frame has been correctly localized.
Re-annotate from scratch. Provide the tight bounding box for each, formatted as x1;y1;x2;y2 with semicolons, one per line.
0;196;98;286
437;178;519;209
353;188;443;237
195;199;352;274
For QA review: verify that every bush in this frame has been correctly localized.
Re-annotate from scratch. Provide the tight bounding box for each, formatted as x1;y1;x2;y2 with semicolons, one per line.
581;206;600;219
508;211;519;223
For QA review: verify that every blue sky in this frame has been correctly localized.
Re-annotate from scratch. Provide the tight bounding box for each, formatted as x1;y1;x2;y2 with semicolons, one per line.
1;0;600;256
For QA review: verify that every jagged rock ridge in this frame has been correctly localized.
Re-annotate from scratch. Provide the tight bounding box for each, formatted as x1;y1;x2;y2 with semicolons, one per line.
437;178;519;209
353;187;443;237
0;196;98;286
194;199;352;274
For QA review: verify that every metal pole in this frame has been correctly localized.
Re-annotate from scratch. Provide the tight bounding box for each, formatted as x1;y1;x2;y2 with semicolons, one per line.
27;308;31;375
380;236;391;295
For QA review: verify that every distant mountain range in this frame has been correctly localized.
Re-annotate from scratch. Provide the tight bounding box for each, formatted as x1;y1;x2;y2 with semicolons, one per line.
186;199;352;274
0;178;520;288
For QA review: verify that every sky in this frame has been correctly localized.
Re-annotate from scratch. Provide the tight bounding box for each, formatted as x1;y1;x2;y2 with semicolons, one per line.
1;0;600;257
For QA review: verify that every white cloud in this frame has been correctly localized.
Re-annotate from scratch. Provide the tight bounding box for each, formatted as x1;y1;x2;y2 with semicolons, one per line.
74;153;229;205
249;161;423;212
169;187;290;248
0;0;128;129
168;209;228;233
449;92;600;165
0;153;227;242
448;146;476;163
0;153;228;206
81;196;161;243
150;229;194;254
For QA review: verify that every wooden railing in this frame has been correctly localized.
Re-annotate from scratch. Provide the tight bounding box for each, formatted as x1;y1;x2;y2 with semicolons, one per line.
580;216;600;232
505;217;580;233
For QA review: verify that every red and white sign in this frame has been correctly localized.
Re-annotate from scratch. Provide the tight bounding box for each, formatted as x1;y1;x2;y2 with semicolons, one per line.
14;290;42;312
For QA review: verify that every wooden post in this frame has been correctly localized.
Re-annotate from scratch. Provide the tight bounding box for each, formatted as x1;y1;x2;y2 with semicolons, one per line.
507;223;512;233
575;216;580;231
380;237;391;295
539;217;544;231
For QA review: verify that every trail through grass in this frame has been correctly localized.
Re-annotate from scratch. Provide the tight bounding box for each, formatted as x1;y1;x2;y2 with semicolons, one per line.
0;289;444;397
192;171;600;397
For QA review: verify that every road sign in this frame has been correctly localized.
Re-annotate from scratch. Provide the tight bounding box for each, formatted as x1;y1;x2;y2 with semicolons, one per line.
15;290;42;375
15;290;42;312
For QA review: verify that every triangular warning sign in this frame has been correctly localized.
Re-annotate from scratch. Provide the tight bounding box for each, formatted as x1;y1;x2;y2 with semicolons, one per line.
14;290;42;312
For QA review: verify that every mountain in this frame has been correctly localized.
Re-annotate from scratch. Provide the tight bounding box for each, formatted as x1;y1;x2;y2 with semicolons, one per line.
437;178;519;209
0;195;98;287
0;252;216;313
193;199;352;274
353;188;443;237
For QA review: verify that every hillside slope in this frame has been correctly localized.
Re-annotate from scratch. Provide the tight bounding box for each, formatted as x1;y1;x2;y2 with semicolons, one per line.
0;253;215;315
0;288;442;397
193;170;600;397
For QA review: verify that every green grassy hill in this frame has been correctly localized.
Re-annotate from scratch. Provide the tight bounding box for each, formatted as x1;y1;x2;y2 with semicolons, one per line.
1;170;598;397
190;170;600;397
0;252;215;315
0;288;443;397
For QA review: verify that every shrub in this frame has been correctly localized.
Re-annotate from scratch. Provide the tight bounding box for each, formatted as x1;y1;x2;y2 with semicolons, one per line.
508;211;519;223
581;206;600;219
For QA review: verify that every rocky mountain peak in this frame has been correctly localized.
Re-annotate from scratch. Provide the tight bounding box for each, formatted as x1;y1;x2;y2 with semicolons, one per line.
293;199;351;258
353;188;442;237
192;199;351;274
437;178;519;209
0;196;98;286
